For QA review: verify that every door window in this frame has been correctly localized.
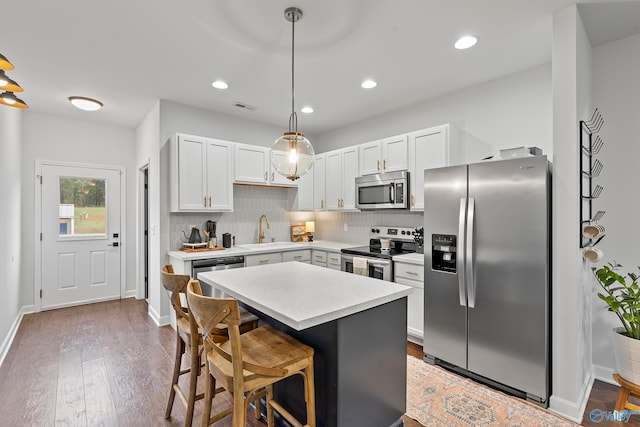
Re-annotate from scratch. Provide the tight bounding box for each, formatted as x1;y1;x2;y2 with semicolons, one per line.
58;177;107;238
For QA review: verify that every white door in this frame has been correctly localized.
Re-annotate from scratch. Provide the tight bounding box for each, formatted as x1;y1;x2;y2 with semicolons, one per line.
39;163;123;309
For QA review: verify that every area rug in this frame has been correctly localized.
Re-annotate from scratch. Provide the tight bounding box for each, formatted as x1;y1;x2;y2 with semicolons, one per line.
406;356;578;426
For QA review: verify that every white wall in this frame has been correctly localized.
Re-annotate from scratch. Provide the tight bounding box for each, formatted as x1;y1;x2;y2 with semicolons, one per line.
591;33;640;377
315;63;553;162
21;112;137;306
548;5;593;422
0;106;23;364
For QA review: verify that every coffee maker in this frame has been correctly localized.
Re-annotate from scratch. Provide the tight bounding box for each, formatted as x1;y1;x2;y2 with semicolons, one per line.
205;220;217;247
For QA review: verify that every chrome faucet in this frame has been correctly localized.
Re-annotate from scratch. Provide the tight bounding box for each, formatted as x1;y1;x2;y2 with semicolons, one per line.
258;214;271;243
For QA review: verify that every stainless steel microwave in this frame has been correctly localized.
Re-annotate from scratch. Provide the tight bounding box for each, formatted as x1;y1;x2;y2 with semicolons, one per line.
355;171;409;210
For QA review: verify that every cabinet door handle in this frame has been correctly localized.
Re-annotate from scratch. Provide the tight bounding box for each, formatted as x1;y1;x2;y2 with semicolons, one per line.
264;172;268;181
384;159;387;170
377;160;380;171
321;200;324;209
406;271;418;276
315;255;323;260
209;196;212;207
411;193;415;206
294;255;302;259
259;259;269;264
272;172;275;181
329;257;339;262
203;197;207;208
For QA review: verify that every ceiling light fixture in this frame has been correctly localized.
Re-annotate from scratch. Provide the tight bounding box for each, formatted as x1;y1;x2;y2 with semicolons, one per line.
454;35;478;50
212;80;228;90
0;53;14;70
69;96;103;111
301;106;313;114
0;70;24;93
361;79;377;89
0;92;28;109
271;7;314;182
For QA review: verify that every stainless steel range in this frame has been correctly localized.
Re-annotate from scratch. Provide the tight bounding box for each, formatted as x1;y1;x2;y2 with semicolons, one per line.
341;226;418;281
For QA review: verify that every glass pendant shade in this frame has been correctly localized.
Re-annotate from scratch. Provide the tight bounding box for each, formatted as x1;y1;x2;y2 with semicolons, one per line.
272;131;314;181
0;92;28;109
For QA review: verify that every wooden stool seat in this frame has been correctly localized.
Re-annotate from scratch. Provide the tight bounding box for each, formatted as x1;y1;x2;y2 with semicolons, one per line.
613;373;640;412
187;279;316;427
161;264;258;426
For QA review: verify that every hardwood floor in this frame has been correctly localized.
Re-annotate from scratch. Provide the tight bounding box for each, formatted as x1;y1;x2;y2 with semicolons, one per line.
0;298;634;426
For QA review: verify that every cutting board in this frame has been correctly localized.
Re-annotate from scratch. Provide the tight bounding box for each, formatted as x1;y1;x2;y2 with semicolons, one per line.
179;246;225;253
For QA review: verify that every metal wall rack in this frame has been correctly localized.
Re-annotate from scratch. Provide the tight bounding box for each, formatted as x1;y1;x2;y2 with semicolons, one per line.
580;108;606;248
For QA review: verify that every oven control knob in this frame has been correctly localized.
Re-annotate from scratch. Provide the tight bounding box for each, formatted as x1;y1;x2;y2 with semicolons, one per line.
371;228;376;233
401;230;406;235
374;228;380;233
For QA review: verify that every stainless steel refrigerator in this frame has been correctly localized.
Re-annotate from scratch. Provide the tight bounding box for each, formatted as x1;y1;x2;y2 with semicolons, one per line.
423;155;550;406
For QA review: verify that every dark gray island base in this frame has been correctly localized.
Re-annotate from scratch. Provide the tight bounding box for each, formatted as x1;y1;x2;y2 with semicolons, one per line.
245;297;407;427
197;262;411;427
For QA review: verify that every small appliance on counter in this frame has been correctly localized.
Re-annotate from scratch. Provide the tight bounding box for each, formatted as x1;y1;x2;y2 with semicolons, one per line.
206;220;217;247
222;232;232;248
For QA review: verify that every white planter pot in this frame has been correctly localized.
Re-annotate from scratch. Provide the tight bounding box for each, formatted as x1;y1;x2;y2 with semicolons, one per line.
612;327;640;384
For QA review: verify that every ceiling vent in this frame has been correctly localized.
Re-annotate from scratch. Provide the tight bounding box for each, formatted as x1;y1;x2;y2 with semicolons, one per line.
233;102;257;111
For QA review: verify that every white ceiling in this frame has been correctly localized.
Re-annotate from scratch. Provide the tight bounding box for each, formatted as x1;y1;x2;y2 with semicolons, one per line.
2;0;639;135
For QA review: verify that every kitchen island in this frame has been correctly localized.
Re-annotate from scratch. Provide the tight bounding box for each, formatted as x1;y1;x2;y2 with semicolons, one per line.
198;261;411;427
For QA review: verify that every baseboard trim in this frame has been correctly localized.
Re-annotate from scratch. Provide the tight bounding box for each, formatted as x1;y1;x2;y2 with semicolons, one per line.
124;290;137;299
593;364;618;386
548;367;594;424
0;305;35;368
148;304;171;327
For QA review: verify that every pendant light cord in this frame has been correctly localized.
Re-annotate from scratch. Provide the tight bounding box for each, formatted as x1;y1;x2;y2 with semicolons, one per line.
289;11;297;133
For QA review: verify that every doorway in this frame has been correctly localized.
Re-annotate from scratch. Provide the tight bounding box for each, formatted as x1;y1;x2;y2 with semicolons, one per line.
36;161;125;310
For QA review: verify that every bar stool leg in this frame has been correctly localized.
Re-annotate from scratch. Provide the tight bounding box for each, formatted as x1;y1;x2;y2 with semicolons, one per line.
185;347;200;426
166;332;186;418
305;358;316;427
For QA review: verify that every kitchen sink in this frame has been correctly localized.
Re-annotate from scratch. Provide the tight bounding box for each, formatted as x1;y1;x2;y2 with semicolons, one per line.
235;242;302;251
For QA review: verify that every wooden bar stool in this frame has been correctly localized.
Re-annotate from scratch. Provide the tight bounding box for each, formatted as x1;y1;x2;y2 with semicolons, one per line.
613;373;640;413
186;279;316;427
160;265;259;426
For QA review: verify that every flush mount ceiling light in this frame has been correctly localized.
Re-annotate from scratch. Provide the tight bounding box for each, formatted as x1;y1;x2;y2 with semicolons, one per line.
0;92;28;109
454;35;478;50
69;96;103;111
212;80;228;90
361;79;377;89
271;7;315;182
301;106;313;114
0;53;14;70
0;70;24;93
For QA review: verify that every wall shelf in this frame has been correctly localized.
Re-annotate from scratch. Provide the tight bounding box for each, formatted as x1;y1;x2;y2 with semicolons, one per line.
580;109;606;249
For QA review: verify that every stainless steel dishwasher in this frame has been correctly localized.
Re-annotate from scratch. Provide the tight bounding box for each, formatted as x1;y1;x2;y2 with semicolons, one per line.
191;256;245;296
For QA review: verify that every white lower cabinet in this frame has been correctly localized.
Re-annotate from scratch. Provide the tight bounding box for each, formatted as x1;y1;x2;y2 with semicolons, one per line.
245;252;282;267
394;261;424;342
311;250;327;267
283;250;311;263
327;253;341;270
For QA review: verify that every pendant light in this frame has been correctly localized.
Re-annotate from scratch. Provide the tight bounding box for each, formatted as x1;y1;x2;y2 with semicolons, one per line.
0;53;14;71
0;92;28;109
271;7;314;182
0;70;24;93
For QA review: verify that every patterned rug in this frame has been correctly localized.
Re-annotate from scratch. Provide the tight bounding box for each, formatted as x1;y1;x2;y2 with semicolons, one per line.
406;356;578;426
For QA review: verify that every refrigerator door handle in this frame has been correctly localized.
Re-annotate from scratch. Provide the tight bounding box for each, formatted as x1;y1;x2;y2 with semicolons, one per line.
457;198;467;306
466;197;476;308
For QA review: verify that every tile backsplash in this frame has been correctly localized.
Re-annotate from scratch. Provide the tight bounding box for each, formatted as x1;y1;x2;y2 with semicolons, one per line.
170;185;424;249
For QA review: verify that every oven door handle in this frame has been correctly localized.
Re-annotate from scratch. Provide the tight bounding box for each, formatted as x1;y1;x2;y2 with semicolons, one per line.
390;184;395;204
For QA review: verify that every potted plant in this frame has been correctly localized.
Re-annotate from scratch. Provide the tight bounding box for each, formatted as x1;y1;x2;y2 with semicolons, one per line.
593;262;640;383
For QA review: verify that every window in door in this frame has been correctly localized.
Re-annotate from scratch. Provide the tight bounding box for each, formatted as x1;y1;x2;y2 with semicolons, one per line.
58;177;107;238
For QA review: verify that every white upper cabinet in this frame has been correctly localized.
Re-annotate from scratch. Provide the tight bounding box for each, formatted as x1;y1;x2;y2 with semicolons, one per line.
170;133;233;212
326;147;359;211
234;143;297;187
408;124;461;211
359;134;408;176
234;143;269;184
313;154;326;211
294;158;314;211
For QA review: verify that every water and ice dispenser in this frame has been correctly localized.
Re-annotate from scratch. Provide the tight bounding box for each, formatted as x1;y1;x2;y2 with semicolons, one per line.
432;234;457;273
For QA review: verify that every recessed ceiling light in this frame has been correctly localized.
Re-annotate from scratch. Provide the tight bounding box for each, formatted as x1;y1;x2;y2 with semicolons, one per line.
454;35;478;50
301;106;313;114
68;96;103;111
212;80;228;90
361;80;377;89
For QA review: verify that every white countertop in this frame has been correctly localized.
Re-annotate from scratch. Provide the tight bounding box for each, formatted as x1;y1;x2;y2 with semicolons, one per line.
392;253;424;266
168;240;353;261
197;261;412;330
